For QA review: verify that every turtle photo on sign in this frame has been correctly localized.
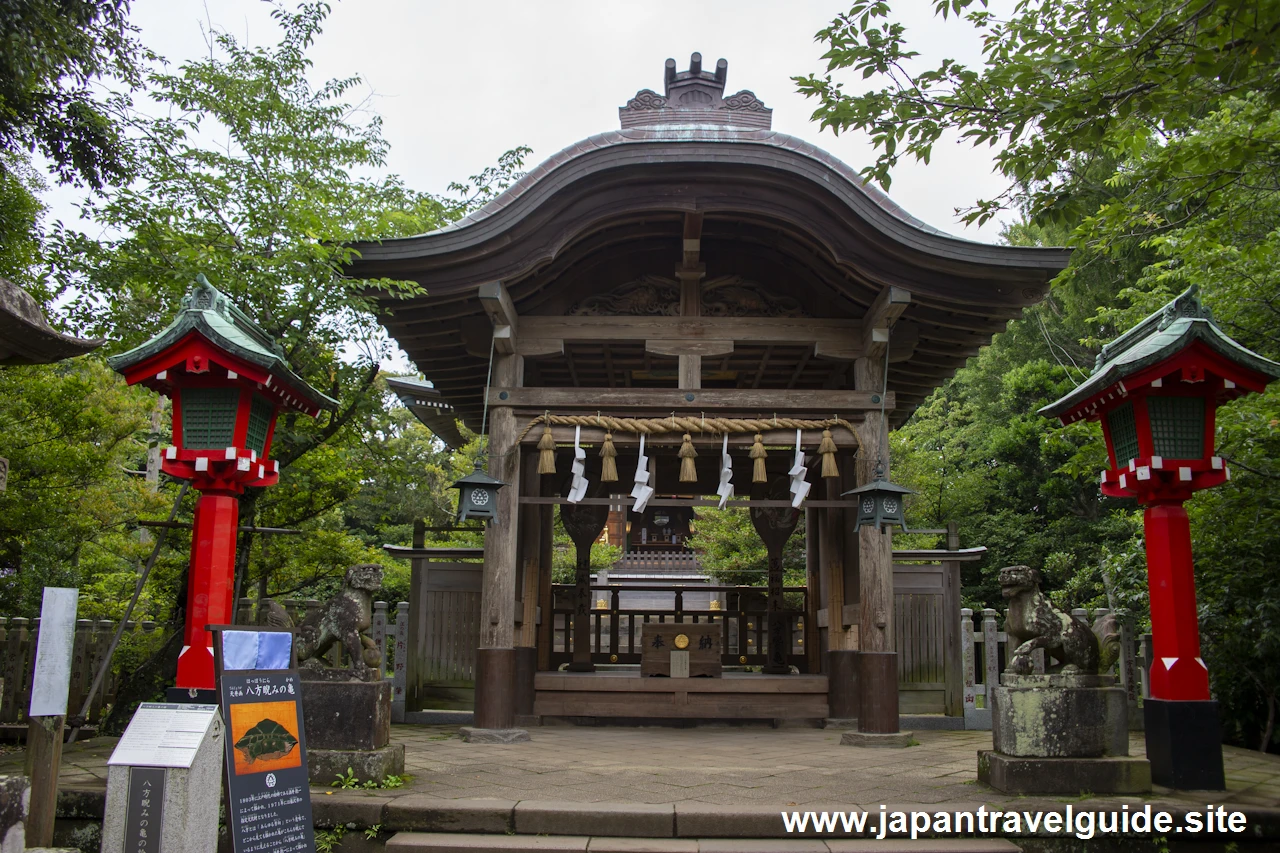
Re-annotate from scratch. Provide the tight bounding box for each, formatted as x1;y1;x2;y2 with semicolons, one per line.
235;718;299;764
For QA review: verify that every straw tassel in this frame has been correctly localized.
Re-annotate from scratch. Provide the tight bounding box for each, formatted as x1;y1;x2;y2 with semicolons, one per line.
678;433;698;482
750;433;767;483
537;424;556;474
600;431;618;482
818;429;839;478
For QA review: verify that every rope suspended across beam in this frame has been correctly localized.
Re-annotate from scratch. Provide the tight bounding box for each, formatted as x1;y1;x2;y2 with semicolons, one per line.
516;412;859;482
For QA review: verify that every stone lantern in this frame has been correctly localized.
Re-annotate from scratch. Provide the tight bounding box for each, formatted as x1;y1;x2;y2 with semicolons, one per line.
1041;285;1280;789
451;461;506;523
108;275;336;697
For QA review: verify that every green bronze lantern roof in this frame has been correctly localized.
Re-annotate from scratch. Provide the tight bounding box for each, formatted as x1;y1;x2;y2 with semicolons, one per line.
107;275;337;411
842;476;916;498
452;460;506;490
1039;285;1280;420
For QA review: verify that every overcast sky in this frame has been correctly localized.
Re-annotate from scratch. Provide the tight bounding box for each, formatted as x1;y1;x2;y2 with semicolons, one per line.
46;0;1012;245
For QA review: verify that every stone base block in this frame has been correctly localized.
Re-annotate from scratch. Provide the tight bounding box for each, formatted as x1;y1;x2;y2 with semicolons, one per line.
460;727;531;744
307;744;404;786
978;749;1151;794
1144;698;1225;790
964;707;992;730
301;679;391;751
992;677;1128;758
840;730;914;748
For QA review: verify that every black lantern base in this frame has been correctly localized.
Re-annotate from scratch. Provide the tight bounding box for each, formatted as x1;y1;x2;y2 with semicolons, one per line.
165;686;218;705
1144;698;1225;790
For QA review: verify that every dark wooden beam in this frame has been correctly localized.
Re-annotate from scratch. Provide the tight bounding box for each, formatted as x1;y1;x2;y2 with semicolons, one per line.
752;345;773;390
490;387;892;412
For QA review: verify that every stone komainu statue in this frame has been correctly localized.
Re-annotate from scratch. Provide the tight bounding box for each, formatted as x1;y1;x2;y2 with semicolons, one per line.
296;563;384;681
999;565;1107;676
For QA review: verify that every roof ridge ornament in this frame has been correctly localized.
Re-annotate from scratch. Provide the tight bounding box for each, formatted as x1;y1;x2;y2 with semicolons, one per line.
620;53;772;130
1092;285;1216;372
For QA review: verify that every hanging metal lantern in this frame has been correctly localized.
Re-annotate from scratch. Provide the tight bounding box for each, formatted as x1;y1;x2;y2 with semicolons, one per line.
452;460;506;523
843;466;916;533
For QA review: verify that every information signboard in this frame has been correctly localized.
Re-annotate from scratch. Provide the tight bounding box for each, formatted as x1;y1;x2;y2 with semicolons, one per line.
108;704;219;770
219;669;314;853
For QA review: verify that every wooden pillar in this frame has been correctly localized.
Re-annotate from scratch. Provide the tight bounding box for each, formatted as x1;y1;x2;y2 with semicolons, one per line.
804;507;821;672
821;475;848;651
841;454;861;650
24;714;63;848
475;351;523;730
855;355;898;733
518;450;542;647
854;356;894;653
562;503;609;672
676;267;704;390
536;497;554;671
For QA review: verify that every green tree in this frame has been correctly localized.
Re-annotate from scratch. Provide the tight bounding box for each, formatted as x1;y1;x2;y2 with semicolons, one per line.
44;2;454;611
0;358;168;617
0;0;138;191
796;0;1280;229
797;0;1280;750
686;508;806;589
0;0;140;285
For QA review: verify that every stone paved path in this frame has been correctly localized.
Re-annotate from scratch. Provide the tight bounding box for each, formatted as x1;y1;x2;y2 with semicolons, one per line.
9;724;1277;810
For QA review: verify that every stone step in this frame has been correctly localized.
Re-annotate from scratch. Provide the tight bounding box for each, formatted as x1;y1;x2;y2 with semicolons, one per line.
386;834;1022;853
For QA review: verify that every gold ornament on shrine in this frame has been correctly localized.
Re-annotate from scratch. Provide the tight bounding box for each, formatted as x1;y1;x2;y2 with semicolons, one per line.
674;633;690;650
709;600;722;611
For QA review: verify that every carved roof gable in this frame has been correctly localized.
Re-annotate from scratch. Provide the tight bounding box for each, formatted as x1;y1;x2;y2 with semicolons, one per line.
619;53;772;130
567;275;806;317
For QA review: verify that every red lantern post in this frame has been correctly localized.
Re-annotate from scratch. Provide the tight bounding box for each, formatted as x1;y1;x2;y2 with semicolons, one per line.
1041;286;1280;789
109;276;335;697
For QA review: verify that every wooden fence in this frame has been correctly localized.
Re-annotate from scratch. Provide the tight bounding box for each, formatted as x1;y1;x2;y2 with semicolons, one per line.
0;617;172;728
0;600;411;728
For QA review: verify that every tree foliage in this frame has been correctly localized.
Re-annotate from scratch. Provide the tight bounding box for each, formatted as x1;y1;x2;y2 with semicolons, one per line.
796;0;1280;228
0;0;138;191
799;0;1280;752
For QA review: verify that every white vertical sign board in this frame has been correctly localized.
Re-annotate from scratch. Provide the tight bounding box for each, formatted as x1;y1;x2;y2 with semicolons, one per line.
29;587;79;716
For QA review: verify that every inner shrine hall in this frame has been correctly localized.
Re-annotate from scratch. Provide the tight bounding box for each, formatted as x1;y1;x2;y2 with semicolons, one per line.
347;54;1070;736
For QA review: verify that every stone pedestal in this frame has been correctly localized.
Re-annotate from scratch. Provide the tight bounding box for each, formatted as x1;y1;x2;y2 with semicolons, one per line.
1;775;27;853
1144;698;1225;790
978;674;1150;794
300;679;404;785
102;711;224;853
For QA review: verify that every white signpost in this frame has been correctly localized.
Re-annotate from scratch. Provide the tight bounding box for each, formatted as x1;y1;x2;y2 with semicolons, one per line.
24;587;78;848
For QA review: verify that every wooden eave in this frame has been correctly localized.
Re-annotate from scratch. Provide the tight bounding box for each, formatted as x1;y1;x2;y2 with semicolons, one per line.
346;128;1070;429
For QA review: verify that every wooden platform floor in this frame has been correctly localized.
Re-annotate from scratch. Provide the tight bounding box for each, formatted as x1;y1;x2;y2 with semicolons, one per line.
534;671;829;721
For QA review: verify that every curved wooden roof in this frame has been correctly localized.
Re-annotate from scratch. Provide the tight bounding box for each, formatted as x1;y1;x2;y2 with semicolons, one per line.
347;56;1070;430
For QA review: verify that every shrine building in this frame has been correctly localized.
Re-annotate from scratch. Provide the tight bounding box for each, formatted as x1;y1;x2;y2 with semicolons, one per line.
348;55;1069;734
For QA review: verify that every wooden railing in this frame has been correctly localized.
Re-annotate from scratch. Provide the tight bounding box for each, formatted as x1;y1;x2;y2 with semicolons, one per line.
550;583;810;671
